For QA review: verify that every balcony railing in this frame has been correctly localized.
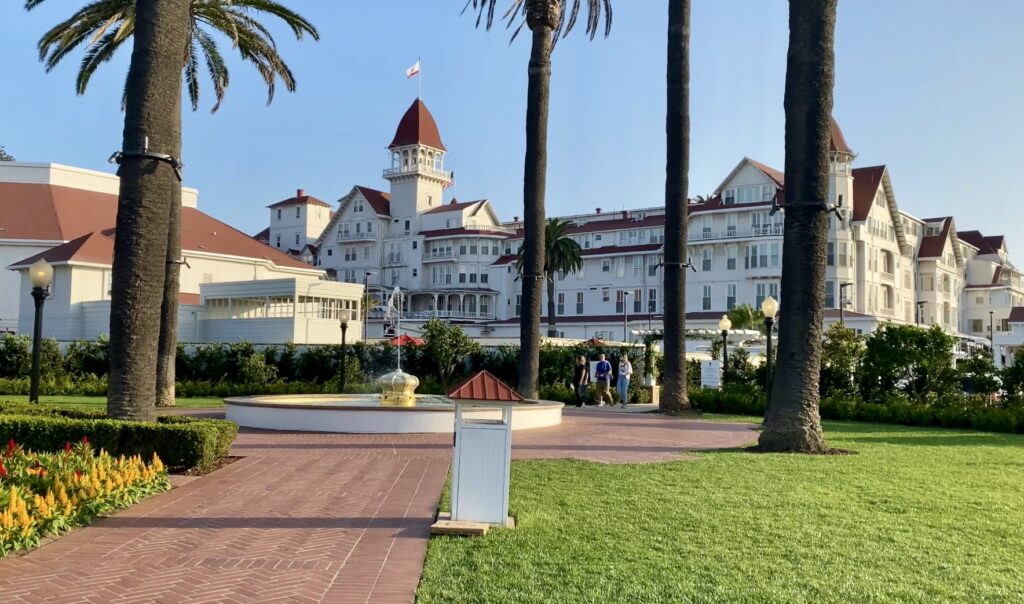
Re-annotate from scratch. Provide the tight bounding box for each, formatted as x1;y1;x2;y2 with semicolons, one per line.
881;270;895;281
404;310;494;321
382;165;452;180
336;231;375;242
422;250;456;261
384;253;404;266
696;225;784;242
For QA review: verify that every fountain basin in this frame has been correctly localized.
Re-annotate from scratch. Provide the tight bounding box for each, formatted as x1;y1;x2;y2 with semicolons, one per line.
224;394;564;434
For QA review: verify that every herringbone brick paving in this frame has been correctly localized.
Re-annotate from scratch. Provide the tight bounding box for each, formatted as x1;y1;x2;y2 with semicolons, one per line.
0;410;755;603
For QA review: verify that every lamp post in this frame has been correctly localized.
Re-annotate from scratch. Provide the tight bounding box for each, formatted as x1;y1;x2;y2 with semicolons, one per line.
339;313;349;393
839;282;853;326
719;314;732;384
761;295;778;423
28;259;53;404
989;310;995;349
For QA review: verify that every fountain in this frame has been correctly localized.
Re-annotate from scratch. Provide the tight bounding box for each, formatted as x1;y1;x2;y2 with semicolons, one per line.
224;301;563;433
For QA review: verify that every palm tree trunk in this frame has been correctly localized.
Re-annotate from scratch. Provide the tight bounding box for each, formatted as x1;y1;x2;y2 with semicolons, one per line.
660;0;691;413
517;0;556;399
155;195;181;408
547;277;557;337
107;0;189;421
758;0;836;453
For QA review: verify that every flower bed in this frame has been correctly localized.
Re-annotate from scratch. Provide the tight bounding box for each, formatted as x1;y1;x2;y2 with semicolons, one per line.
0;437;169;558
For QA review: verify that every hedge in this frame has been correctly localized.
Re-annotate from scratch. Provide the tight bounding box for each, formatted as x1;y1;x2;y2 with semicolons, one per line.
689;385;1024;434
0;403;238;470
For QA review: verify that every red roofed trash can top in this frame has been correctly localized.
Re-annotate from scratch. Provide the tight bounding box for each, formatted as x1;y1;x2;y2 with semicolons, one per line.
445;371;524;528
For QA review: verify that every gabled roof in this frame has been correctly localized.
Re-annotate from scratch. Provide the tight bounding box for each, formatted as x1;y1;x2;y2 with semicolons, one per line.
447;370;523;402
354;186;391;217
986;235;1005;252
1008;307;1024;323
267;189;332;209
958;230;996;255
917;218;952;259
253;227;270;243
713;157;784;194
424;198;485;214
851;165;886;222
388;99;446;151
13;232;114;267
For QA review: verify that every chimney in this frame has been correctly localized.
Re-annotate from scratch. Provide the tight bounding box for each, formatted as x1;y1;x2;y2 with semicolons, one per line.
595;207;602;215
513;216;520;223
296;188;305;199
622;211;628;219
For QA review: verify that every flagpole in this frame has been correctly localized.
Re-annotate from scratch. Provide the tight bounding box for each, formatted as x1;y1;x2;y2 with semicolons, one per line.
396;287;402;371
417;56;422;99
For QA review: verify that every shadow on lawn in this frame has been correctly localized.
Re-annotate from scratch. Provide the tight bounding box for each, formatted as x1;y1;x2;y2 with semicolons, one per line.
835;432;1024;448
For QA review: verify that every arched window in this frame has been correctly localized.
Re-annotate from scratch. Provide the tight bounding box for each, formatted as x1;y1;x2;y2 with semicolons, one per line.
402;150;409;167
943;302;951;326
434;153;443;170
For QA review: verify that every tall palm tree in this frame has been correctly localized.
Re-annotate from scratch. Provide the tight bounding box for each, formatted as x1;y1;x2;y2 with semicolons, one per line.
26;0;319;113
758;0;836;453
727;303;765;332
103;0;191;420
516;218;584;337
0;146;13;161
27;0;318;408
467;0;611;399
661;0;691;414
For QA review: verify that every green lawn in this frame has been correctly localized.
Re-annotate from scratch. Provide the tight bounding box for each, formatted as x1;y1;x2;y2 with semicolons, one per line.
0;395;224;409
418;421;1024;604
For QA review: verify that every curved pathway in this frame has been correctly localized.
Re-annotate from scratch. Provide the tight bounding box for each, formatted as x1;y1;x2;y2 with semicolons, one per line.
0;411;755;603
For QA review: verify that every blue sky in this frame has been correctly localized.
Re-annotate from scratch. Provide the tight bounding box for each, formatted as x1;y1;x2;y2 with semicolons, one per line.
2;1;1022;241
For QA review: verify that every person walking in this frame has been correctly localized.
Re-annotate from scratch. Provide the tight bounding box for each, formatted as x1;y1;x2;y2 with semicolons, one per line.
617;354;633;408
571;355;590;407
594;353;613;406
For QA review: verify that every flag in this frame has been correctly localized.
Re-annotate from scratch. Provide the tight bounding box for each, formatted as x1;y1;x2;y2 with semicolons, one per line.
406;61;421;79
385;286;401;319
442;171;455;191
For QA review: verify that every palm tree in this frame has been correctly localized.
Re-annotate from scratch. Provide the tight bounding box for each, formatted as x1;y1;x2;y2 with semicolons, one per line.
727;303;765;332
0;146;13;161
25;0;319;113
27;0;318;408
757;0;836;453
102;0;191;420
467;0;611;398
660;0;691;414
516;218;584;337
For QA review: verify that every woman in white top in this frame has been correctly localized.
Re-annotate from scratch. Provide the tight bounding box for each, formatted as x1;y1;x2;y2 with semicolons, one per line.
617;354;633;407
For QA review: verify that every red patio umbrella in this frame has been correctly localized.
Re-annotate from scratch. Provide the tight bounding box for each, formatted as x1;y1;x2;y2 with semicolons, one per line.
390;334;425;346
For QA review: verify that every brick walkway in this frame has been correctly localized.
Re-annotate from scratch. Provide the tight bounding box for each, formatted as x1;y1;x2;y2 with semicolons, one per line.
0;411;755;603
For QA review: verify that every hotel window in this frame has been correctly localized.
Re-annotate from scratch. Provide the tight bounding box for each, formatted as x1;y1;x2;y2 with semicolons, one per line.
724;188;736;205
515;295;522;316
827;242;835;267
275;235;281;248
602;259;612;273
756;283;767;308
470;243;478;254
296;206;301;218
702;248;712;272
702;285;712;311
727;246;737;270
648;288;657;313
943;302;951;325
616;257;626;278
481;272;489;284
459;241;467;254
727;284;737;310
825;280;835;309
327;248;333;257
702;216;712;238
355;222;362;234
557;293;565;316
412;269;418;278
354;200;364;213
276;209;282;220
492;245;499;255
634;256;643;277
576;292;584;315
726;213;737;236
770;243;780;267
633;289;642;313
971;319;984;333
294;233;300;245
648;255;660;276
367;222;373;233
616;291;626;313
602;288;610;302
481;296;490;315
459;266;467;283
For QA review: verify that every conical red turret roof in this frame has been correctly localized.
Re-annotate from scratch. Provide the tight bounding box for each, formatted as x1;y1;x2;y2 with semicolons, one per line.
389;99;446;151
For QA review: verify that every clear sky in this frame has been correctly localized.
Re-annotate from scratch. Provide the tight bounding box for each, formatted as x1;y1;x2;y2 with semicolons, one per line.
2;1;1022;242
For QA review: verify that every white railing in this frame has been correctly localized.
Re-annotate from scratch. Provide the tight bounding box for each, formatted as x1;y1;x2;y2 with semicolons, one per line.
401;310;494;320
423;250;456;260
382;165;452;180
336;231;375;242
697;225;784;241
385;253;404;265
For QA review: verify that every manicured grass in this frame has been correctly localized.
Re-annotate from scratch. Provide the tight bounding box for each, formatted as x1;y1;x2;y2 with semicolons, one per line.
0;395;224;409
418;421;1024;603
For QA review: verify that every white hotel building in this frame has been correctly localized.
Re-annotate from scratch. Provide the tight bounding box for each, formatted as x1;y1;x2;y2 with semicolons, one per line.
269;98;1021;354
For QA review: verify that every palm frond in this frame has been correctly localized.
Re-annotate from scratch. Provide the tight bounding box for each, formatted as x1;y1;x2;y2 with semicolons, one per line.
464;0;611;44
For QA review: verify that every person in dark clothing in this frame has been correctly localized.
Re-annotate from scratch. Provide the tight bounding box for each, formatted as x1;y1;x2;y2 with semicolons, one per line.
572;356;590;407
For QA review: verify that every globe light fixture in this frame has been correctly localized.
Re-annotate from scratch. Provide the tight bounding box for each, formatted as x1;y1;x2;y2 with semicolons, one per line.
719;314;732;384
761;295;778;424
761;295;779;321
28;259;53;404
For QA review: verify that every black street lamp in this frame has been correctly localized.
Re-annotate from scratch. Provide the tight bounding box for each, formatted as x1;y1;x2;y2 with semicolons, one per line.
989;310;995;348
718;314;732;384
339;314;350;393
28;259;53;404
761;295;779;423
839;282;853;326
362;270;377;341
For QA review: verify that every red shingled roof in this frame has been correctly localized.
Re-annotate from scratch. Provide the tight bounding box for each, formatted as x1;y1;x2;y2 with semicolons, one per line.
420;227;510;239
851;165;885;222
1009;307;1024;323
747;159;784;187
985;235;1005;252
917;218;951;259
957;230;993;255
423;198;484;214
447;370;523;402
252;227;270;243
267;189;332;209
354;186;391;217
830;117;853;154
388;99;446;151
12;232;114;266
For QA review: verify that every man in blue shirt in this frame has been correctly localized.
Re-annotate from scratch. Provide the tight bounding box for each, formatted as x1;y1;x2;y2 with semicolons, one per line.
594;354;612;407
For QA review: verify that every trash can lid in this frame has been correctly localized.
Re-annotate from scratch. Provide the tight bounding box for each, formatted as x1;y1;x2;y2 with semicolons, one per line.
447;370;524;404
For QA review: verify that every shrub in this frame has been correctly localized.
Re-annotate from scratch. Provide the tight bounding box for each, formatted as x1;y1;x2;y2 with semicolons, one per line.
0;406;237;471
63;337;110;378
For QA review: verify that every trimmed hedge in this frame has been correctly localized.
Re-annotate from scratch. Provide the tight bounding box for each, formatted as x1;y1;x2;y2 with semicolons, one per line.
0;403;237;470
690;385;1024;434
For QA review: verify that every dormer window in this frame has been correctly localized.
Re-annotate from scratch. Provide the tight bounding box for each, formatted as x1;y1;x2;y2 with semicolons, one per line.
354;200;364;213
724;189;736;205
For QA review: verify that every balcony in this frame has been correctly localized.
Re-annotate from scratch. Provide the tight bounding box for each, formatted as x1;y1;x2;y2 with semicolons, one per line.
422;250;456;262
336;231;376;242
382;164;452;181
424;279;491;290
880;270;895;282
696;224;784;243
384;253;404;266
